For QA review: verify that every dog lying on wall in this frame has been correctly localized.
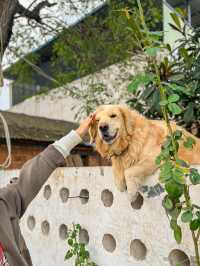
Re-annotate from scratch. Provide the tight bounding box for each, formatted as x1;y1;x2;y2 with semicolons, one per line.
89;105;200;202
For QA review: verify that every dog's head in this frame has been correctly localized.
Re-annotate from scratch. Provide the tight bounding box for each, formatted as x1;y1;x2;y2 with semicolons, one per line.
89;105;136;156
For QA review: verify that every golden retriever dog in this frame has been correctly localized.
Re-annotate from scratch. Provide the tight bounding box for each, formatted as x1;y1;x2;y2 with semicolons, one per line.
89;105;200;202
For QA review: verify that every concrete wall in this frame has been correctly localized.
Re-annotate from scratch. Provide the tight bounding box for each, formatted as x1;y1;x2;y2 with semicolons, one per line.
0;166;199;266
9;56;145;122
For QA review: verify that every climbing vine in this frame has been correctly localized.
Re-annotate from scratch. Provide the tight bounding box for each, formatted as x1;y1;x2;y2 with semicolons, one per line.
65;223;98;266
127;1;200;265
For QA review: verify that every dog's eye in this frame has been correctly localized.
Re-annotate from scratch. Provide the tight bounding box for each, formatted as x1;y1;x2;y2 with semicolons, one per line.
110;114;117;118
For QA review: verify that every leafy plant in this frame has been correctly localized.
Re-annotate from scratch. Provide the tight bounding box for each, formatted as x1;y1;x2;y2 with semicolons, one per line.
45;0;161;86
127;1;200;265
128;12;200;137
65;223;98;266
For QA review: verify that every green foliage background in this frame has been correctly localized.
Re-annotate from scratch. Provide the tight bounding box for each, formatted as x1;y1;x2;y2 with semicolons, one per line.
8;0;162;86
52;0;162;84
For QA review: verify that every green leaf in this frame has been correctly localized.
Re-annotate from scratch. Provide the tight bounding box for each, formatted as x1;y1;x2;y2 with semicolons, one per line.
84;250;90;259
169;206;181;221
159;161;173;183
149;31;163;37
155;155;162;165
190;168;200;185
127;73;155;92
74;243;78;251
163;196;173;210
168;94;180;103
184;103;194;123
71;231;76;238
176;159;189;168
174;224;182;244
145;47;159;57
159;100;168;106
170;13;182;31
183;137;196;149
181;210;193;223
173;168;186;184
173;130;182;139
163;136;172;148
165;180;183;199
75;224;81;230
168;23;182;33
68;239;73;246
170;219;178;230
179;47;190;62
196;211;200;219
168;103;182;115
190;219;200;231
65;250;73;260
168;83;191;96
165;43;172;52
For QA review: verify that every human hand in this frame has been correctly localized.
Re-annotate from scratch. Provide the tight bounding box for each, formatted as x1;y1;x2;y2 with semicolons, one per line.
76;113;96;138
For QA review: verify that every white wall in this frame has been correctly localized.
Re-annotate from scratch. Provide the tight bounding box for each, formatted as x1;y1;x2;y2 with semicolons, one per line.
0;166;198;266
163;1;192;49
0;79;12;110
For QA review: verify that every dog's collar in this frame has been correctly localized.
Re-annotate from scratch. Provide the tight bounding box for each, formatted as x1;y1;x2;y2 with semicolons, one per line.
107;145;129;159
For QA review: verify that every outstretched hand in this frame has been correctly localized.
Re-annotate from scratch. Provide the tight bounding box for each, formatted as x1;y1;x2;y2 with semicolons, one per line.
76;113;96;138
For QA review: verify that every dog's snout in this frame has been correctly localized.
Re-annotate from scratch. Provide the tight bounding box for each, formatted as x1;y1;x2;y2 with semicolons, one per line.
99;123;109;133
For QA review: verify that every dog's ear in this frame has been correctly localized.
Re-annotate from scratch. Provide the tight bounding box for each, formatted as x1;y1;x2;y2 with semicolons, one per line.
89;120;97;144
119;105;135;136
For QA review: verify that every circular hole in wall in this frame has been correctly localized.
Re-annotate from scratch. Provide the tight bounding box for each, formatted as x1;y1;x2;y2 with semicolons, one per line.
168;249;190;266
27;216;36;231
43;185;52;200
102;234;116;253
101;189;113;207
60;187;69;203
131;193;144;210
59;224;68;240
79;228;89;245
41;220;50;236
130;239;147;260
79;189;89;204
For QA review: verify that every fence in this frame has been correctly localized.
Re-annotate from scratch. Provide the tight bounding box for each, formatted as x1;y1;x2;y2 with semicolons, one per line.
0;166;199;266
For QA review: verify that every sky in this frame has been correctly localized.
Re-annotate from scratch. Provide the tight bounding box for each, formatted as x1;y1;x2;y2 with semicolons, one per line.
20;0;33;7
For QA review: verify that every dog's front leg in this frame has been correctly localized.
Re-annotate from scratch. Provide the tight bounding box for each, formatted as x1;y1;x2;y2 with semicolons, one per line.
113;173;127;192
112;158;127;192
124;160;158;202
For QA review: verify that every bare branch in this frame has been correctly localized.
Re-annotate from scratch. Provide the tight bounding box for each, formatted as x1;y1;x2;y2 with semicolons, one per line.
16;1;57;23
27;0;39;10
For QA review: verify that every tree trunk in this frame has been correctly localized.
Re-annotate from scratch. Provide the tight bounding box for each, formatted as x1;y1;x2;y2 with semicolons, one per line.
0;0;17;57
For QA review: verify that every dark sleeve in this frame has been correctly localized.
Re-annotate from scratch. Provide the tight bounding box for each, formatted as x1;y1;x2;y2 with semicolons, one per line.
4;145;65;218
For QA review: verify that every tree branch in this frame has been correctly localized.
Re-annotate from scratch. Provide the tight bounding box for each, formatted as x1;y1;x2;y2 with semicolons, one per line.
0;0;17;56
16;1;57;23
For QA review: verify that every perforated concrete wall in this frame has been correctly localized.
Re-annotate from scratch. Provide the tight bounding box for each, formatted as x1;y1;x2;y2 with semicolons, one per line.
0;166;199;266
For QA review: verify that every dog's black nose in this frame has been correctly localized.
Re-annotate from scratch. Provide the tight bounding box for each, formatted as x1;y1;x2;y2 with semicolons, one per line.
99;123;109;133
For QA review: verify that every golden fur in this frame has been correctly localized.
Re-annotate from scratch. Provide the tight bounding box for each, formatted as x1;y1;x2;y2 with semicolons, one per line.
89;105;200;201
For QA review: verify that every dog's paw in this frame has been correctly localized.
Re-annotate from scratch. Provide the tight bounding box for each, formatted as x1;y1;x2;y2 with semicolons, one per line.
126;181;140;202
115;180;127;192
128;191;139;202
